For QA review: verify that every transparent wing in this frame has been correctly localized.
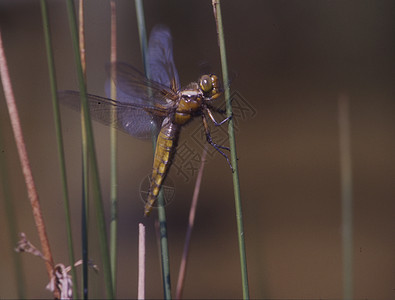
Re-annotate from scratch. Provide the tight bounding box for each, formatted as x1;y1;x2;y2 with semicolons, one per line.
58;90;168;139
61;26;180;139
105;62;175;106
148;25;180;90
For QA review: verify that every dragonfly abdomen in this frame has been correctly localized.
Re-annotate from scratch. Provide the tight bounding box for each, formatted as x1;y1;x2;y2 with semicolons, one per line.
144;119;180;216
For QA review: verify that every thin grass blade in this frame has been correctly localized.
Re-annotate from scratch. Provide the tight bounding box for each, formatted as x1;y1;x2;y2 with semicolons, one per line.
0;28;60;299
76;1;90;297
40;1;78;297
138;223;146;299
135;1;172;298
0;125;26;299
109;0;118;293
338;93;353;300
65;1;114;298
212;1;250;299
176;147;208;299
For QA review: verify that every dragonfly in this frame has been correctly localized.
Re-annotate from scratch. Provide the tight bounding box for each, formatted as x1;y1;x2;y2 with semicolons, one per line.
59;25;232;216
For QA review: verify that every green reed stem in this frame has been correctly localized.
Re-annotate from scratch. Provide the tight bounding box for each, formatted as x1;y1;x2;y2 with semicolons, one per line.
338;94;353;300
0;126;26;299
212;1;249;299
135;0;149;79
157;196;172;299
81;177;89;299
65;1;114;298
135;1;172;298
40;1;78;297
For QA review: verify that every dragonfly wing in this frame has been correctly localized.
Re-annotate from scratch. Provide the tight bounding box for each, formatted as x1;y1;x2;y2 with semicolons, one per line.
58;90;166;139
106;62;173;106
148;25;180;90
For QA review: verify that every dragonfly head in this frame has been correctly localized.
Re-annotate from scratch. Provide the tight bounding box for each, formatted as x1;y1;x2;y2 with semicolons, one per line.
199;74;222;100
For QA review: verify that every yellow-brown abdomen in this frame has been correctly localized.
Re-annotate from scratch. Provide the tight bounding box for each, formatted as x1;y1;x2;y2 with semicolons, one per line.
144;119;180;216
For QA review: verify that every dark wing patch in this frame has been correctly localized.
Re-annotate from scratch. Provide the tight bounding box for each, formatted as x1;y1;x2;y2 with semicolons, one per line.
148;25;180;91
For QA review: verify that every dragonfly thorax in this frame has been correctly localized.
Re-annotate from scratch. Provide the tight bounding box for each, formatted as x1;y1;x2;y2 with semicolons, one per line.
175;88;203;125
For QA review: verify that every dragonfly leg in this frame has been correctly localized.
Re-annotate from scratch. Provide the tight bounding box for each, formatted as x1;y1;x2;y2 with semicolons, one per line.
206;107;232;126
202;114;234;172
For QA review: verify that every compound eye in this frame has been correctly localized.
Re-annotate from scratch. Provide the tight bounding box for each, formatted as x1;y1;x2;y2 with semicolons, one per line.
210;75;219;88
199;75;212;93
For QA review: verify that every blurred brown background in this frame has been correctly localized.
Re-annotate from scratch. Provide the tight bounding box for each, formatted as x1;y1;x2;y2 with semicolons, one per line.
0;0;394;299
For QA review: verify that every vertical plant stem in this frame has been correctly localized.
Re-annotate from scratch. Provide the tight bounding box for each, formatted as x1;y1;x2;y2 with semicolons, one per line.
338;94;353;300
0;29;60;299
212;1;249;299
135;0;158;147
77;1;89;298
157;201;171;299
65;1;114;298
134;0;149;78
138;223;146;299
81;182;88;300
0;126;26;299
40;1;78;297
78;0;86;80
176;147;208;299
109;0;118;293
135;1;172;299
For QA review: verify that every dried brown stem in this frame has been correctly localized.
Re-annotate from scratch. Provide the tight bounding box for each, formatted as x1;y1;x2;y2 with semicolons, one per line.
138;223;146;299
110;0;118;293
176;146;208;299
0;29;59;299
78;0;86;79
